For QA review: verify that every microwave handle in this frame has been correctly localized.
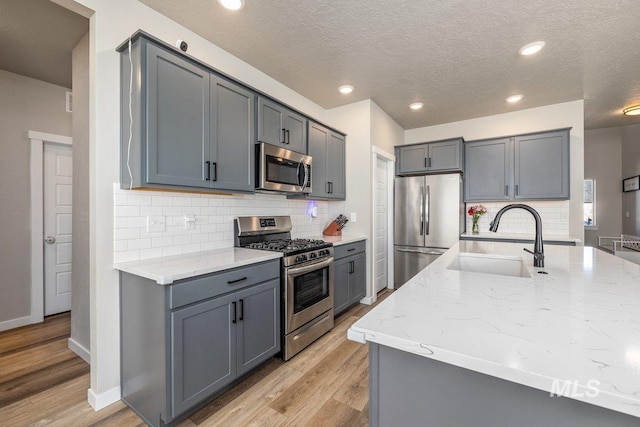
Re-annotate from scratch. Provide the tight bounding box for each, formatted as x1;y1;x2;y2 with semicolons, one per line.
302;162;309;191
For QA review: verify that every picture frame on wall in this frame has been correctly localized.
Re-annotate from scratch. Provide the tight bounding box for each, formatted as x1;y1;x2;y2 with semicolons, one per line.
622;175;640;192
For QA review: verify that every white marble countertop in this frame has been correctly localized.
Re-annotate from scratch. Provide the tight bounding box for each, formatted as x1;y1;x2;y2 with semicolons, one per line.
461;232;581;244
348;240;640;418
114;248;282;285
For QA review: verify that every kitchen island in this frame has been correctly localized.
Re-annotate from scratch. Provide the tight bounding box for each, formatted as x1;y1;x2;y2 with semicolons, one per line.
348;241;640;426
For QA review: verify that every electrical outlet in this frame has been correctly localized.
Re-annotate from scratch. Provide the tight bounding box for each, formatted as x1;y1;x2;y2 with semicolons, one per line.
350;212;357;222
147;216;166;232
184;214;196;230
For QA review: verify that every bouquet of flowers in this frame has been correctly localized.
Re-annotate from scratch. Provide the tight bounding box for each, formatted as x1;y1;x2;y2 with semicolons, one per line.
467;204;487;234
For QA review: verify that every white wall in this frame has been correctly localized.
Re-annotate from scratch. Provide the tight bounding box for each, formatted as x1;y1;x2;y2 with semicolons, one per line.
583;127;623;247
405;100;585;242
621;124;640;236
0;69;72;330
370;101;404;154
70;0;348;407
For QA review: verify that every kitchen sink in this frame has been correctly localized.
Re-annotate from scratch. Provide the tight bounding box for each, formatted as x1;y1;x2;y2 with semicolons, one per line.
447;252;532;278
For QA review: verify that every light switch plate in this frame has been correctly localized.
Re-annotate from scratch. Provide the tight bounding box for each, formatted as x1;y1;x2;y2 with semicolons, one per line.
350;212;357;222
184;214;196;230
147;216;166;232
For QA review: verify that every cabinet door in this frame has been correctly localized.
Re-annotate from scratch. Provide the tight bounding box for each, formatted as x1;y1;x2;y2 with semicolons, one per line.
398;145;429;174
326;131;346;199
170;293;236;417
284;110;308;154
429;139;461;172
464;138;511;202
514;130;569;200
308;122;330;198
146;44;210;188
210;76;255;192
333;257;350;316
257;97;285;146
349;253;366;305
236;279;280;376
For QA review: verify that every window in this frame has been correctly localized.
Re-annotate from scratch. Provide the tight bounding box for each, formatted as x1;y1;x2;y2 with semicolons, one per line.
584;179;595;226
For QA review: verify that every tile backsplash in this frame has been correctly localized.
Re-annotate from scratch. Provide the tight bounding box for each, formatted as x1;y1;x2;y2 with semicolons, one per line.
465;201;570;236
114;184;329;263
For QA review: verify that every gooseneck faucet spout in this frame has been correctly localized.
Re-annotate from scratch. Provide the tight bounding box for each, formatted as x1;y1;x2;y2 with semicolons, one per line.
489;204;544;268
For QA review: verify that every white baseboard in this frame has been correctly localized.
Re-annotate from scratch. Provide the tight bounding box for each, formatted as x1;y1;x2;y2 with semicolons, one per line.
68;337;90;364
88;386;121;411
0;315;33;332
360;295;376;305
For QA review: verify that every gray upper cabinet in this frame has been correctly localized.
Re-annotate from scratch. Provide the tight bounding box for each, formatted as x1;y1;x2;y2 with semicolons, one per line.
464;128;570;202
120;36;254;193
464;138;511;202
308;121;346;200
396;138;463;175
257;96;307;154
145;43;211;189
210;75;255;192
514;130;569;200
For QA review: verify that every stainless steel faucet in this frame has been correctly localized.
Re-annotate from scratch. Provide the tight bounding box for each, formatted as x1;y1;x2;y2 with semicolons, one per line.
489;204;544;268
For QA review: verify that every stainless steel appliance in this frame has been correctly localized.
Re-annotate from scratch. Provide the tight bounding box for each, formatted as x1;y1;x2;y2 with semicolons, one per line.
394;173;464;287
256;143;312;194
234;216;333;360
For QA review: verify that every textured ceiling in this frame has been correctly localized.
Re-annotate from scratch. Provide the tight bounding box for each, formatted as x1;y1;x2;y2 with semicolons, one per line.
140;0;640;130
0;0;88;88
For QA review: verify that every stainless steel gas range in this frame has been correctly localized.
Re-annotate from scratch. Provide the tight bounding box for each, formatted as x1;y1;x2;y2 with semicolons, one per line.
234;216;334;360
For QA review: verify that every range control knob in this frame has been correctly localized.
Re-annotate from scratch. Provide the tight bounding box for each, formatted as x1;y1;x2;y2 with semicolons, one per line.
309;252;317;259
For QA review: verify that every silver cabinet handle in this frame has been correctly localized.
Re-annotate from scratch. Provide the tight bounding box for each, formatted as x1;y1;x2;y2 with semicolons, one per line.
44;236;56;244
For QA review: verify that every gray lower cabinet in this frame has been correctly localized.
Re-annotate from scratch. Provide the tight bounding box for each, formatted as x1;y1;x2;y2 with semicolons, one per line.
308;121;346;200
334;241;366;316
464;128;570;202
257;96;307;154
396;138;463;175
120;35;254;193
120;260;280;427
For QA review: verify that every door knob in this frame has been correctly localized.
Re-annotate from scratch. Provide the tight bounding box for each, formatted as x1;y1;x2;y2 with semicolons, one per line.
44;236;56;244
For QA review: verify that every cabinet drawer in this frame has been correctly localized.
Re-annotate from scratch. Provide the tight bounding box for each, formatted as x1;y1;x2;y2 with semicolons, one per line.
334;241;365;260
169;260;280;309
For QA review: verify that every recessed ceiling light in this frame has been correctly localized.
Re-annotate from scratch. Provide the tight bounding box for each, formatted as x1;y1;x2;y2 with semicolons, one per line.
218;0;244;10
519;41;545;56
338;85;354;94
623;105;640;116
506;94;523;103
409;102;424;110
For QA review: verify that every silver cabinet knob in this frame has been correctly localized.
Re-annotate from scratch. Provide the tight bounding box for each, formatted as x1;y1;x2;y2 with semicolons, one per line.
44;236;56;244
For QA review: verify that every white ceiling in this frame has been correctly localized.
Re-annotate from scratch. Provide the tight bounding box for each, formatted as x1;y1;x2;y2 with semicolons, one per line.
138;0;640;130
2;1;639;130
0;0;87;88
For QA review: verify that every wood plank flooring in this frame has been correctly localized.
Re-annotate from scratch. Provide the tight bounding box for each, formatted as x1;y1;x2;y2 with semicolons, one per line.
0;289;391;426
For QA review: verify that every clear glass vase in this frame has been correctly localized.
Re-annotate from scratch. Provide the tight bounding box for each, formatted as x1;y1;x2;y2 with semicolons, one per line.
472;218;479;234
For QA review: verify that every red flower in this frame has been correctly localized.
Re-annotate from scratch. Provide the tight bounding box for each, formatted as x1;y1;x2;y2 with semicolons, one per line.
467;207;474;216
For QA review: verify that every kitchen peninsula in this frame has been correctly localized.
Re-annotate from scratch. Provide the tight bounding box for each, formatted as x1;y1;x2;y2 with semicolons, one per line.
349;241;640;426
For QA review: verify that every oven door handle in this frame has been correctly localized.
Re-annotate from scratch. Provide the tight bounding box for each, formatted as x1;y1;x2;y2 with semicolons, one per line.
287;256;333;276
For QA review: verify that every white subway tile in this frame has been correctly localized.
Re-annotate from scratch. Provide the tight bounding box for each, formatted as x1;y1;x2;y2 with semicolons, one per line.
140;206;163;216
152;236;173;247
173;235;192;246
114;250;140;263
115;205;140;217
163;246;183;257
152;196;172;206
173;197;192;207
128;194;152;206
128;238;152;250
115;228;140;240
140;248;163;260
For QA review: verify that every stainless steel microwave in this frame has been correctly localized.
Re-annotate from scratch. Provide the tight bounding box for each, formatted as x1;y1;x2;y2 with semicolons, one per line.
256;143;312;194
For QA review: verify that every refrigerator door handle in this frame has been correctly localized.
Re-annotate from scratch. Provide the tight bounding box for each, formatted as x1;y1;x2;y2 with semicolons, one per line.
396;247;445;255
419;186;424;236
424;185;430;236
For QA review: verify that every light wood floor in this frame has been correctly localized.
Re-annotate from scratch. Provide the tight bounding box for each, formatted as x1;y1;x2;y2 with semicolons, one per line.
0;289;391;426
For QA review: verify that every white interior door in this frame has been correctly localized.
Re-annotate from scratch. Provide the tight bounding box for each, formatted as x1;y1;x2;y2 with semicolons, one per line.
44;143;73;315
374;155;389;292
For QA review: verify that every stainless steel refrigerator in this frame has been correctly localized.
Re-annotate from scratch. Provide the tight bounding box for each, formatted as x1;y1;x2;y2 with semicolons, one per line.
394;173;464;287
